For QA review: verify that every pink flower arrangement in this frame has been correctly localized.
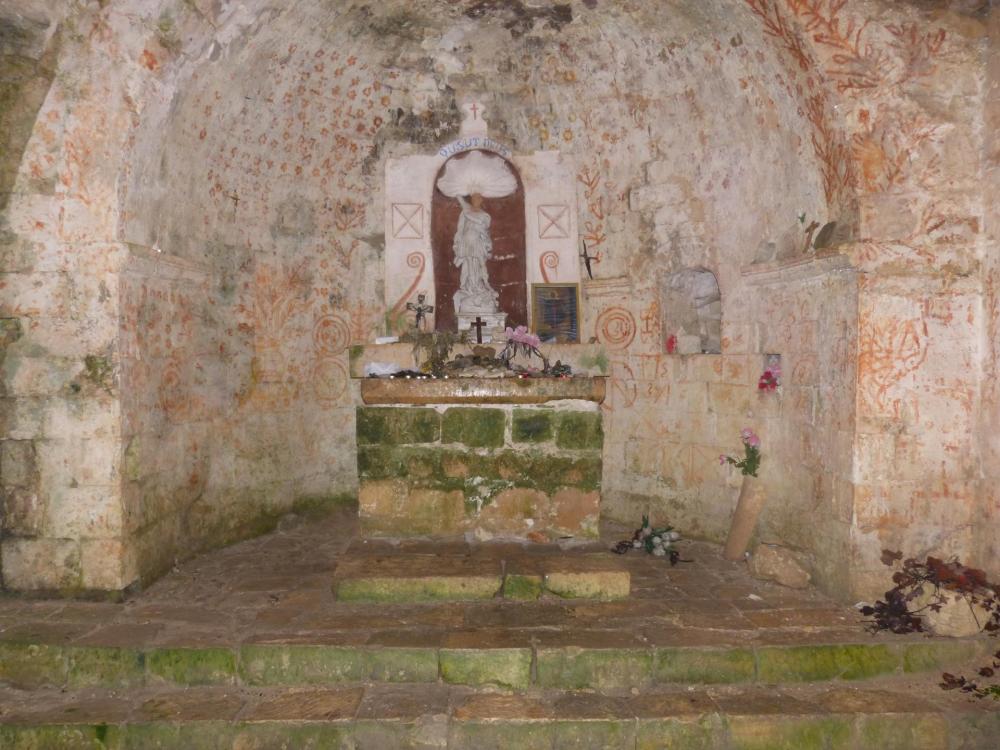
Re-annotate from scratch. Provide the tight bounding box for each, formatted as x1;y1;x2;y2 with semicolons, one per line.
505;325;541;349
719;427;762;477
758;364;781;391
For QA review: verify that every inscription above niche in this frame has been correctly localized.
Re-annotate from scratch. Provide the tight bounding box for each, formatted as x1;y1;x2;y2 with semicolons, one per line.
384;101;579;336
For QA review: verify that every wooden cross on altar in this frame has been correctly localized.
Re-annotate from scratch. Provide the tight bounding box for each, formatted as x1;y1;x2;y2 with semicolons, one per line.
470;316;487;344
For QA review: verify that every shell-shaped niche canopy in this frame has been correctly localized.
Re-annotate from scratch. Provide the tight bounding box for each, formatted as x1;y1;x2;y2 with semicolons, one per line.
436;151;517;199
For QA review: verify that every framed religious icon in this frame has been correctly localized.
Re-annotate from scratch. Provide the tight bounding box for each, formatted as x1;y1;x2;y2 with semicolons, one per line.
531;283;580;343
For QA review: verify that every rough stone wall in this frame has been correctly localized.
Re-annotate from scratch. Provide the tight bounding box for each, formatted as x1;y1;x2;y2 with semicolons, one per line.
979;10;1000;580
0;0;996;599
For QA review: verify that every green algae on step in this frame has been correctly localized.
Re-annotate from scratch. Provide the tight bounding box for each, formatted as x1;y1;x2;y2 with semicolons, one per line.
0;638;990;691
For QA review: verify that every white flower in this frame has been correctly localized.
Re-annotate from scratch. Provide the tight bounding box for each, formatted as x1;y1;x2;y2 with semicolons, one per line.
666;531;681;541
652;536;662;546
652;547;666;557
632;540;642;548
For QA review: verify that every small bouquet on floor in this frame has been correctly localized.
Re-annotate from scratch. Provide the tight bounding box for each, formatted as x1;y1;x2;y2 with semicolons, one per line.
612;516;689;564
719;427;762;477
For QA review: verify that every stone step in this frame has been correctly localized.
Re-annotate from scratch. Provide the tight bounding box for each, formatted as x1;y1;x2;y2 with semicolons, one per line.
332;550;631;602
0;628;990;692
1;679;998;749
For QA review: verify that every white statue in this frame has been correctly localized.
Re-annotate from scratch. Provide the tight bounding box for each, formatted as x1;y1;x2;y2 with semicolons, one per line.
452;194;499;313
436;151;517;315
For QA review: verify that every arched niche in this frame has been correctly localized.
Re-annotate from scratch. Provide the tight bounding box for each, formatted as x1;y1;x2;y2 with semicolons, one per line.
430;150;527;332
662;268;722;354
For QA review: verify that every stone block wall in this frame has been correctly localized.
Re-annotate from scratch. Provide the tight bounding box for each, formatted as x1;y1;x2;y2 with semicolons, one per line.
357;404;602;539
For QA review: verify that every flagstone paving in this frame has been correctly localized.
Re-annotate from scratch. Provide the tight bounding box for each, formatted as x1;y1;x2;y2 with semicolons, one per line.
1;507;997;747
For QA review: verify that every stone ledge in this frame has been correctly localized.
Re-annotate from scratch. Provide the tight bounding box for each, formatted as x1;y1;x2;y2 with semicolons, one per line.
359;376;607;404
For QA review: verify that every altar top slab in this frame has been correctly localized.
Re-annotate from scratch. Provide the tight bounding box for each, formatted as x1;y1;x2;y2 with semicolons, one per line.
360;376;606;405
349;342;611;379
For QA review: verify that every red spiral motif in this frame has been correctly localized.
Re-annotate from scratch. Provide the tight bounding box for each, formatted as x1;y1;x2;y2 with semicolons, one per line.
389;252;426;318
313;314;351;355
595;307;637;351
539;251;559;283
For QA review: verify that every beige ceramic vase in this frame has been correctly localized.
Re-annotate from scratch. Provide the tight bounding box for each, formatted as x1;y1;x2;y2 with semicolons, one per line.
723;474;766;561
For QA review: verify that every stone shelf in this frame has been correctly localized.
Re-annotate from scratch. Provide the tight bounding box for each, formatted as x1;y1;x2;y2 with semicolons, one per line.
360;376;607;405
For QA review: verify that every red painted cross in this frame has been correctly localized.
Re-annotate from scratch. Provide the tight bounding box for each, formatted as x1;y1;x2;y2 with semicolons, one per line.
470;103;479;120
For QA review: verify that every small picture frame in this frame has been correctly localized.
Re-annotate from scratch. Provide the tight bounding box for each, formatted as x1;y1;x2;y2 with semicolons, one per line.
531;283;580;343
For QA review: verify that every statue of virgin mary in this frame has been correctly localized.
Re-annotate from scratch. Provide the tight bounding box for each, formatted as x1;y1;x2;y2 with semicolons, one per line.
436;151;517;315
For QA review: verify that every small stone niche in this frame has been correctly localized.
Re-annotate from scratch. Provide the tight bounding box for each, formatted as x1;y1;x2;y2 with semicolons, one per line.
662;268;722;354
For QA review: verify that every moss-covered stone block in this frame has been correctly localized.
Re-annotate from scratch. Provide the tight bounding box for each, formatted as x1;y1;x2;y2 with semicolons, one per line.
0;725;110;750
442;407;505;448
356;406;440;445
512;409;553;443
0;642;66;688
336;574;501;602
900;640;988;674
239;645;366;685
145;647;236;686
448;722;555;750
496;451;602;494
552;721;636;748
364;648;439;682
857;715;949;750
65;646;144;689
653;647;755;684
756;644;899;683
637;718;718;750
555;411;603;450
544;570;629;600
440;648;532;689
727;716;853;750
535;647;653;690
504;574;543;600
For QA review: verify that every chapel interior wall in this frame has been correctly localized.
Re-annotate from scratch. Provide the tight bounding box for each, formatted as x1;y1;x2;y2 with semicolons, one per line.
0;0;995;601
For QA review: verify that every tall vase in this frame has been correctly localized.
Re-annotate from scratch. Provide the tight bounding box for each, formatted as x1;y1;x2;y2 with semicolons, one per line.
723;474;766;561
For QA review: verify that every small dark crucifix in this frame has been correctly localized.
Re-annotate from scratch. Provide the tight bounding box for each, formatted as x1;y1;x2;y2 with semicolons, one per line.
580;241;597;280
406;293;434;331
470;316;487;344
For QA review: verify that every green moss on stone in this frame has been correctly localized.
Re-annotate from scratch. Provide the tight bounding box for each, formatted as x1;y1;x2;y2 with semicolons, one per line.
442;407;505;448
440;648;531;690
239;645;366;685
65;646;144;689
356;406;440;445
335;575;501;603
448;722;555;750
504;574;543;600
364;648;439;682
555;411;603;450
145;647;236;686
756;644;899;683
512;410;553;443
653;647;755;684
727;716;853;750
0;642;66;688
637;717;718;750
900;640;987;674
544;571;629;600
535;647;653;690
857;715;949;750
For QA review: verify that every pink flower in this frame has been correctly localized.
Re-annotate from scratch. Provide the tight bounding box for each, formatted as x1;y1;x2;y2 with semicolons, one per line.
748;434;761;448
719;454;727;465
740;427;753;440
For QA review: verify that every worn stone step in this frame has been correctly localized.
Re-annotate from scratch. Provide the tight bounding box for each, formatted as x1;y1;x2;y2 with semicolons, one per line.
332;551;631;602
1;679;998;749
0;628;990;692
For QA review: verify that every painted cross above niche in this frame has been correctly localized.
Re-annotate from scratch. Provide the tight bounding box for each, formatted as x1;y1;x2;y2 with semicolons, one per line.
384;100;581;339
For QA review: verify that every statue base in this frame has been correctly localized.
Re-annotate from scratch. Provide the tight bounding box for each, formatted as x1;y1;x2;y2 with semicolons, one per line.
458;312;507;344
